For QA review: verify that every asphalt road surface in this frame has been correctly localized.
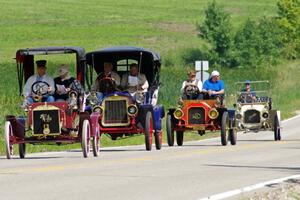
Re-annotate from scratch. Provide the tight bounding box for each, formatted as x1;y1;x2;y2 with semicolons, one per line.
1;116;299;200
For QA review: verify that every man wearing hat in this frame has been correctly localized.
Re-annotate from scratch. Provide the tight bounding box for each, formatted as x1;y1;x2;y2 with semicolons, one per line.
22;60;55;106
54;64;83;101
203;70;225;98
181;69;203;100
240;80;256;103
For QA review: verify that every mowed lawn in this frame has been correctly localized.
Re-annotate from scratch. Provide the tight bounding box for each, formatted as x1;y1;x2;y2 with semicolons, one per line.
1;0;296;154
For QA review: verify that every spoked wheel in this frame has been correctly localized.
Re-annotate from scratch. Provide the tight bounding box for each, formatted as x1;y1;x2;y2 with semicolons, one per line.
92;134;100;157
144;111;153;151
221;112;229;146
154;130;162;150
274;115;281;141
19;143;26;159
166;114;174;146
81;119;91;158
4;121;13;159
176;131;184;146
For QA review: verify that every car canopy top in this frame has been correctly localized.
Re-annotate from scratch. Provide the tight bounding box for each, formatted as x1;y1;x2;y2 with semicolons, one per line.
16;46;86;95
85;46;161;88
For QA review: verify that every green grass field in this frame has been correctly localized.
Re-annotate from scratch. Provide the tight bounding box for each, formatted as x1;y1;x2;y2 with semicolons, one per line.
0;0;299;155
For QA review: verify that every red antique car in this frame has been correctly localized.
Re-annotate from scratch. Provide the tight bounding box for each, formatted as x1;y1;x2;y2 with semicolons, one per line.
166;93;237;146
4;47;100;159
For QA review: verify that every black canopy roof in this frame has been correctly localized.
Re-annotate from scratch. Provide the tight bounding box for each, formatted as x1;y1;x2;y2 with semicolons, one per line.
16;46;85;61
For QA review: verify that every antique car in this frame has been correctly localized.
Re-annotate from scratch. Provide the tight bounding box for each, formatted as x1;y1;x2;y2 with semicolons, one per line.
85;46;164;151
234;80;281;140
166;79;237;146
4;47;100;159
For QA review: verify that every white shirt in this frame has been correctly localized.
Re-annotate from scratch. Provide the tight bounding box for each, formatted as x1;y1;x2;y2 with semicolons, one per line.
23;74;55;97
181;79;203;94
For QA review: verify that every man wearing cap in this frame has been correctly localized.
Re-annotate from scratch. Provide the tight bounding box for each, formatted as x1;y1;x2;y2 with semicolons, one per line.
240;80;256;103
22;60;55;106
54;64;83;101
203;70;225;98
91;62;121;101
121;63;149;95
181;69;203;100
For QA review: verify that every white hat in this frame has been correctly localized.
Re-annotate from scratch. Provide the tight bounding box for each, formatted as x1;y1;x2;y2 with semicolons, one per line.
58;64;69;76
211;70;220;77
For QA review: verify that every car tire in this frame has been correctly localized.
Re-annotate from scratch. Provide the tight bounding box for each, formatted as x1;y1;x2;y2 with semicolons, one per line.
166;114;174;146
4;121;13;159
144;111;153;151
19;143;26;159
176;131;184;146
221;112;229;146
92;134;100;157
154;130;162;150
274;115;281;141
81;119;91;158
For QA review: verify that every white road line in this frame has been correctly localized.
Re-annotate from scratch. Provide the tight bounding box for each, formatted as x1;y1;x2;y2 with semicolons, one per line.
282;114;300;123
198;174;300;200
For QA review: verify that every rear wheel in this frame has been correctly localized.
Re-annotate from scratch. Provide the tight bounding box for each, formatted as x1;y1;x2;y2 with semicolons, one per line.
81;119;91;158
144;111;153;151
274;115;281;141
221;112;229;146
19;143;26;159
154;130;162;150
166;114;174;146
4;121;13;159
176;131;184;146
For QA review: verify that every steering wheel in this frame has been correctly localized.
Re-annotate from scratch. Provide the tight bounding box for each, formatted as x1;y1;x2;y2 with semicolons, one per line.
98;77;116;94
31;81;50;96
239;93;254;103
68;80;83;93
184;85;200;100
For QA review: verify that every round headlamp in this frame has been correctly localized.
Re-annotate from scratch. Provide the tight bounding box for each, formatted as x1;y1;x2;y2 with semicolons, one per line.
127;104;138;116
262;112;269;118
208;108;219;119
93;106;103;115
236;113;242;119
174;108;184;119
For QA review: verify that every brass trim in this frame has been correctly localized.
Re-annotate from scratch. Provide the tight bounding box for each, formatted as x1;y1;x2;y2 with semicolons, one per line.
102;96;130;127
32;104;61;136
208;108;219;119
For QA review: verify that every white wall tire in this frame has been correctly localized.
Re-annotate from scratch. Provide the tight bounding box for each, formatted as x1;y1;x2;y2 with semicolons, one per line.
4;121;13;159
81;119;91;158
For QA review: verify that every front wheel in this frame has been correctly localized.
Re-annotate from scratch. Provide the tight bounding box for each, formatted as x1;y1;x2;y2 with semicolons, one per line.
176;131;184;146
81;119;91;158
166;114;174;146
4;121;13;159
92;135;100;157
144;112;153;151
221;112;229;146
274;115;281;141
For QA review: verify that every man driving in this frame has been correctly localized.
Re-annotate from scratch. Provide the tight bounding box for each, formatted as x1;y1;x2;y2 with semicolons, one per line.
181;69;203;100
91;62;121;100
22;60;55;107
240;80;256;103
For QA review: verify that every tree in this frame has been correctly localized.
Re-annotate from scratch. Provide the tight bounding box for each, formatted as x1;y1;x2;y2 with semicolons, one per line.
197;1;233;66
277;0;300;59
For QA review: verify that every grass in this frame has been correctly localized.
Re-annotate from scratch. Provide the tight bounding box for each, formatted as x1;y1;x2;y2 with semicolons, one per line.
1;0;299;155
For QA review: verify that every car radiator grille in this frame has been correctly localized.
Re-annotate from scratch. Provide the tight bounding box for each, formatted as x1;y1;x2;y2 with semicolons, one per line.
244;109;260;123
188;107;205;125
103;99;128;125
33;109;60;135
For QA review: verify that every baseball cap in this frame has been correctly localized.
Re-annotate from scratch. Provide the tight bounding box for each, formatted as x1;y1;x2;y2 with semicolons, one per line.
211;70;220;77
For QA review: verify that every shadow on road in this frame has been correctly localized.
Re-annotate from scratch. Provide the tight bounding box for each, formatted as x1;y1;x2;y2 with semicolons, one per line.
204;164;300;173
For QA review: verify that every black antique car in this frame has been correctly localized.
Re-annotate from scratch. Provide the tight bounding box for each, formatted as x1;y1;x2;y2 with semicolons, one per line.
4;47;100;159
85;46;164;150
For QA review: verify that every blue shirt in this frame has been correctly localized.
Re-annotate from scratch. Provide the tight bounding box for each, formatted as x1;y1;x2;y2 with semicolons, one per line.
203;79;225;97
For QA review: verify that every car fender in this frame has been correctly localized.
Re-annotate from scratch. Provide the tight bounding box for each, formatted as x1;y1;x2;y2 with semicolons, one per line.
90;112;100;137
152;105;165;130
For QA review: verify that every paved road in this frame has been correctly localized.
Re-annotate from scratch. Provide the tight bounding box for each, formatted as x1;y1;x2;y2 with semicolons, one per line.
1;116;299;200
